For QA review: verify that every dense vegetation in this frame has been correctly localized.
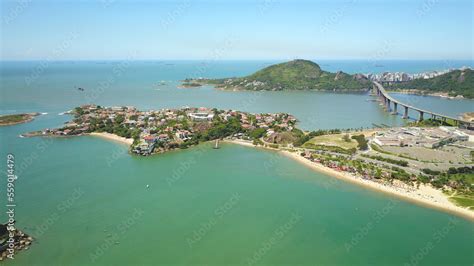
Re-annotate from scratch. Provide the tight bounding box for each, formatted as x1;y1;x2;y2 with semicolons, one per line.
409;118;456;127
361;154;409;167
351;134;368;150
304;143;356;155
186;59;371;91
176;116;243;149
180;82;202;88
420;166;474;196
387;69;474;99
0;113;35;125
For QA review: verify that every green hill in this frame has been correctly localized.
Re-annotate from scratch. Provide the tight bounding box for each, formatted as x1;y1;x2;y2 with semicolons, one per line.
184;59;371;91
388;69;474;99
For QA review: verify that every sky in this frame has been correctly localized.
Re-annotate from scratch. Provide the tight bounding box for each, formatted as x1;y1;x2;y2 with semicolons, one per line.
1;0;473;60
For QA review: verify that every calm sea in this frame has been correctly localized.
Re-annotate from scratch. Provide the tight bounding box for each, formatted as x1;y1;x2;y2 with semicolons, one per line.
0;60;473;265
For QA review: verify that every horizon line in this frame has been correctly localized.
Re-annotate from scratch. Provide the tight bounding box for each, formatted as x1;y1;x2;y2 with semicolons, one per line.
1;58;473;62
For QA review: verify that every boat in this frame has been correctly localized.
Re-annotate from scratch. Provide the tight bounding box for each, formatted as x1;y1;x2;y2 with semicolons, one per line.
213;139;220;149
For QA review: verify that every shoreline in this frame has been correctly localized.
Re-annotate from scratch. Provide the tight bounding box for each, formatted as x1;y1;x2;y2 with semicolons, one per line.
223;139;474;221
0;113;41;127
387;90;472;100
88;132;133;146
214;85;368;94
26;130;473;221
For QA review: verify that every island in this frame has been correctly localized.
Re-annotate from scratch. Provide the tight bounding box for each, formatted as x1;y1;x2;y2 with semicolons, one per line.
182;59;371;92
25;104;474;220
0;113;40;126
178;82;203;88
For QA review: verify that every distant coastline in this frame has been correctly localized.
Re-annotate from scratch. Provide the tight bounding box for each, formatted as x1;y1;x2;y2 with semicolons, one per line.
387;89;469;100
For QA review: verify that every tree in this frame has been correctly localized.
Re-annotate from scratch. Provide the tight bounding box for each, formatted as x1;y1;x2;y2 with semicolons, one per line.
342;134;351;142
249;128;266;139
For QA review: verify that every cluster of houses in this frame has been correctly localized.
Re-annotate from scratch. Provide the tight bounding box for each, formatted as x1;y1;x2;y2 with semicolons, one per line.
44;105;297;156
372;127;471;149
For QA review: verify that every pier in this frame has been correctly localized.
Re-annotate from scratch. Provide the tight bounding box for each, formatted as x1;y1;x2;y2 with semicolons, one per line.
372;82;473;129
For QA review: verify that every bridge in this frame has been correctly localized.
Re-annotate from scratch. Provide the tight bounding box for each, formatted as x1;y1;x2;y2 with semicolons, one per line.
372;81;473;128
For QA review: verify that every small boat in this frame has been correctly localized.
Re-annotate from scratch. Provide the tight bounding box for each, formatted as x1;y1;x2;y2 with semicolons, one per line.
146;184;150;189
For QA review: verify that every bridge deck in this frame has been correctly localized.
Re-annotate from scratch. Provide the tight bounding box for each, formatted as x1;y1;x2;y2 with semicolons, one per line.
373;81;469;124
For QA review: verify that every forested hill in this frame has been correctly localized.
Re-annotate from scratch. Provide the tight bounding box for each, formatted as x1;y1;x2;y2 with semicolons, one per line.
183;59;371;91
387;69;474;99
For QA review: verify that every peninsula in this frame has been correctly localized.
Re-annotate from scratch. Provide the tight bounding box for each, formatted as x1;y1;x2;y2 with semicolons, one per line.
182;59;371;92
26;105;474;219
0;113;40;126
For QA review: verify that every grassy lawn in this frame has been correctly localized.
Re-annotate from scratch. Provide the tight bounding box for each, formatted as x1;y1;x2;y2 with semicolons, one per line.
304;134;358;150
449;194;474;209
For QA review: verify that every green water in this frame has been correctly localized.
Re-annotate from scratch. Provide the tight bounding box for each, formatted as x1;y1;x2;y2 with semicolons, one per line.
1;135;472;265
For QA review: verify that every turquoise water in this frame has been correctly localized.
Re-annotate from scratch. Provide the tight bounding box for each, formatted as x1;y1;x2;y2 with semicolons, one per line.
1;60;473;129
1;61;473;265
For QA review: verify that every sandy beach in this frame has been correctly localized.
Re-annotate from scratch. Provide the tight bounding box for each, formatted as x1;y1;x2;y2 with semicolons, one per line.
89;132;133;146
224;139;474;221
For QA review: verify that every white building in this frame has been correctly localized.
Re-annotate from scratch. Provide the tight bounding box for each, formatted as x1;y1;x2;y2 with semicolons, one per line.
188;112;214;121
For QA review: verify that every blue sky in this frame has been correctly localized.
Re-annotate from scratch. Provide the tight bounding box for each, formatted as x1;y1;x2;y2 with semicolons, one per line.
1;0;472;60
